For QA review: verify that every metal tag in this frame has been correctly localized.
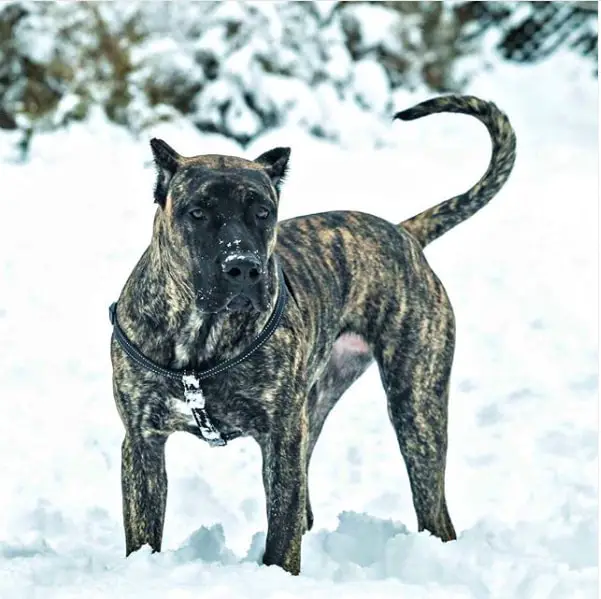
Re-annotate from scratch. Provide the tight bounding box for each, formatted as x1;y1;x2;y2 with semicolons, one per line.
182;374;226;447
182;373;206;409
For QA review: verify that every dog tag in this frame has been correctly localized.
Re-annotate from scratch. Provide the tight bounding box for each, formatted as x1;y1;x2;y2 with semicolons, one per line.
182;373;206;409
181;374;226;447
191;409;226;447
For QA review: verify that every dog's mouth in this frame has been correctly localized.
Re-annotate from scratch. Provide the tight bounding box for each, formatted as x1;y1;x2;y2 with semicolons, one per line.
225;293;256;313
197;291;266;314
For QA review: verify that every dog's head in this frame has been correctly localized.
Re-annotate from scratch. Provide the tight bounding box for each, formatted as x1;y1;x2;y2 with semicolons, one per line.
150;138;289;314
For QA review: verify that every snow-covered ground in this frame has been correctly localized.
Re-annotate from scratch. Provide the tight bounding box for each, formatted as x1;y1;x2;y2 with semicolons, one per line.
0;53;597;598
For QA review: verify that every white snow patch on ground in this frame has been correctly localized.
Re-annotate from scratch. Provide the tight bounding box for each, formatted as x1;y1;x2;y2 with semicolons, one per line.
0;55;597;597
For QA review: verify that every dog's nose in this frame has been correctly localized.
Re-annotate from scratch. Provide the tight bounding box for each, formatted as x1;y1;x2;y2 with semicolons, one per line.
221;254;262;286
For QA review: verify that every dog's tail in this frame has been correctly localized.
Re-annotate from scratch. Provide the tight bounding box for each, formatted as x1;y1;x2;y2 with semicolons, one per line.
395;95;516;248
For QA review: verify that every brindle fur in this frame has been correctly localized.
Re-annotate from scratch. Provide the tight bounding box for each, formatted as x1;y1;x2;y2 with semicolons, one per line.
111;95;516;575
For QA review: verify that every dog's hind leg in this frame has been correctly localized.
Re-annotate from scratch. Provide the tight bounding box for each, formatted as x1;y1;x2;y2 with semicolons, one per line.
375;288;456;542
121;432;168;556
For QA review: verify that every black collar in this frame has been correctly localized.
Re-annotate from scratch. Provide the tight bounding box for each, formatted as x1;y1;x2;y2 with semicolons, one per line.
109;269;288;446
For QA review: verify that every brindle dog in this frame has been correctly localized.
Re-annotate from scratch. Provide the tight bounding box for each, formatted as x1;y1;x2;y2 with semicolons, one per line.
110;95;516;575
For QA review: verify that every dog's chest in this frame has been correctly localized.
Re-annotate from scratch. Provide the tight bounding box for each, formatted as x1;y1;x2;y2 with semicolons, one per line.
164;367;268;439
160;312;276;439
171;311;225;369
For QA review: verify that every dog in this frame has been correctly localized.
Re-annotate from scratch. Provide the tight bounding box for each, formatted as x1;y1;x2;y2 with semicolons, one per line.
109;94;516;575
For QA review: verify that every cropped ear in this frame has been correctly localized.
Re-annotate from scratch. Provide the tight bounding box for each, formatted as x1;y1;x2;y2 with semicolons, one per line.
254;147;290;194
150;138;183;206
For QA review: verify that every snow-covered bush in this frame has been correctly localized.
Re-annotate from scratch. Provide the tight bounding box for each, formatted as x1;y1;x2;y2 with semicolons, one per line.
0;0;596;152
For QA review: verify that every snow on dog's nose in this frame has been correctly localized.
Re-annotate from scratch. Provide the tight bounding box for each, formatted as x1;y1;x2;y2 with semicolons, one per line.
221;253;263;288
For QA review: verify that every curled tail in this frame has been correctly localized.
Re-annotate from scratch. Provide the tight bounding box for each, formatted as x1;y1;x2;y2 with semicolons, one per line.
395;95;517;248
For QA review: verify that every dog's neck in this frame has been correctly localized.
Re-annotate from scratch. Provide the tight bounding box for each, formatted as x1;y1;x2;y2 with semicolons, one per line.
118;228;278;372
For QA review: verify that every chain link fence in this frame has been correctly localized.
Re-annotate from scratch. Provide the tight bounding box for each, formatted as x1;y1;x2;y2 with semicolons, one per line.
458;1;597;70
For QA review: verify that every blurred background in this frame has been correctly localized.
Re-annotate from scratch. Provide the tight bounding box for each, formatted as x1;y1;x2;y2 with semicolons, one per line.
0;0;597;156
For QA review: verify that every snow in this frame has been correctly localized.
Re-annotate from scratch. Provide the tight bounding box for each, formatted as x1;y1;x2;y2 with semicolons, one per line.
341;4;404;54
223;252;247;262
352;59;391;114
13;13;57;66
0;54;597;597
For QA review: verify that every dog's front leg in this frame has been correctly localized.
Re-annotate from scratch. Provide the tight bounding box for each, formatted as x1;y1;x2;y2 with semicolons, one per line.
121;432;168;556
260;401;308;576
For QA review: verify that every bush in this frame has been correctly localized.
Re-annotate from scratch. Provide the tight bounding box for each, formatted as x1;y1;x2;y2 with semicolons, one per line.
0;0;596;153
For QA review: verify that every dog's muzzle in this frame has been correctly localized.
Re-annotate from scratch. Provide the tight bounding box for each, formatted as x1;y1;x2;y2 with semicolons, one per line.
221;253;262;287
220;252;264;312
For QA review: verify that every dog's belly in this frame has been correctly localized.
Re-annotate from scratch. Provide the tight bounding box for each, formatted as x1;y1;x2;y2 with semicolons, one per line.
308;333;373;426
332;333;371;366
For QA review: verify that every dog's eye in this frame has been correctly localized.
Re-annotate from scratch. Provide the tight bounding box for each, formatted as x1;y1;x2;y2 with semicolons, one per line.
256;206;270;220
189;208;207;221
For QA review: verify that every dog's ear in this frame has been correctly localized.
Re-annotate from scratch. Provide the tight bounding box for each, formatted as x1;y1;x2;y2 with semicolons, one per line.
150;138;183;206
254;147;290;194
